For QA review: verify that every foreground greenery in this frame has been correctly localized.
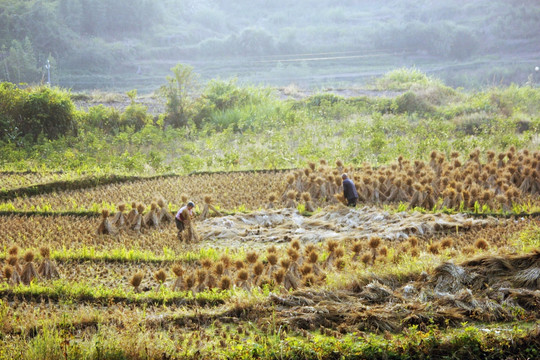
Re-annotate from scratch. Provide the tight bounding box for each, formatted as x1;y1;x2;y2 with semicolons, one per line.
1;68;539;175
1;301;538;360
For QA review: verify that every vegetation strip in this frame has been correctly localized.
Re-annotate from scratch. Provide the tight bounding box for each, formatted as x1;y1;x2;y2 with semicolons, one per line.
0;287;227;307
0;170;68;175
0;247;212;264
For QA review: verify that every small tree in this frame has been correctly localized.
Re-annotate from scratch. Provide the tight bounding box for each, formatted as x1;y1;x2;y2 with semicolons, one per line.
159;64;198;128
120;89;152;131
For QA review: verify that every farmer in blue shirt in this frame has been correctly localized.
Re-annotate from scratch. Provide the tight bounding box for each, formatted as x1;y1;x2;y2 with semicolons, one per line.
342;173;359;207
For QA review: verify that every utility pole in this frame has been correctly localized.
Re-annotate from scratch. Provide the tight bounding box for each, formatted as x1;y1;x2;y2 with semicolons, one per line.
45;59;50;86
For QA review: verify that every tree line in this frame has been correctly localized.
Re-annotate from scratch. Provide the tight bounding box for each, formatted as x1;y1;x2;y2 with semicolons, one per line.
0;0;539;87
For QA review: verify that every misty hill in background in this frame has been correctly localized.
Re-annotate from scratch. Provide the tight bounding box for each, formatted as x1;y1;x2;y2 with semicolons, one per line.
1;0;539;92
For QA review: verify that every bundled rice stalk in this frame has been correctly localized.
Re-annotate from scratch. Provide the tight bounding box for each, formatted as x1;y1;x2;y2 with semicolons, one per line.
279;252;300;291
351;241;362;261
144;203;160;229
324;240;339;268
220;276;231;290
236;270;250;291
281;173;297;202
8;245;19;257
171;265;185;291
273;269;285;287
111;204;127;228
369;237;381;262
3;265;21;286
220;255;232;277
21;250;39;285
130;272;144;293
252;261;265;286
200;195;223;219
334;193;347;206
7;255;22;275
97;209;118;235
182;219;199;243
157;198;175;223
422;186;436;209
266;193;278;209
285;190;297;209
185;274;196;292
154;269;167;291
265;253;279;278
246;251;259;269
126;202;139;224
307;251;323;275
409;184;425;209
130;204;146;232
301;192;315;212
214;262;225;278
37;247;59;280
206;274;217;289
287;248;301;278
195;269;207;293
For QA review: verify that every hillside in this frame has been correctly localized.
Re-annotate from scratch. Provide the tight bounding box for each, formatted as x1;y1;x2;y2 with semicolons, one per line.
1;0;539;92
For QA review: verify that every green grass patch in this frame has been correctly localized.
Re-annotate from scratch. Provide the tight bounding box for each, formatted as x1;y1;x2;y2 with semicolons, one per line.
0;280;231;307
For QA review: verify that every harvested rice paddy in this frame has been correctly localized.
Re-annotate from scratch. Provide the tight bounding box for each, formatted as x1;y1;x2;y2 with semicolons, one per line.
1;149;539;359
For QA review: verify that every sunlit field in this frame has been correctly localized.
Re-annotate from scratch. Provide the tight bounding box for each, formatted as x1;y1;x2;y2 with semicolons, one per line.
1;148;539;359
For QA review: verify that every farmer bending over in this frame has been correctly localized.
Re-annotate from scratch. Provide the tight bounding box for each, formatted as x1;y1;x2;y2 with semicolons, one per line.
175;201;195;241
342;173;359;207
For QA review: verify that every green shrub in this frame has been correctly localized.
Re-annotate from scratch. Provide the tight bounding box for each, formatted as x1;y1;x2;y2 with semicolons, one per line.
394;91;436;115
0;83;77;142
83;105;121;134
120;103;153;131
305;93;342;107
193;80;275;130
203;79;268;111
292;93;365;121
452;112;492;135
490;85;540;116
375;68;437;91
80;92;154;135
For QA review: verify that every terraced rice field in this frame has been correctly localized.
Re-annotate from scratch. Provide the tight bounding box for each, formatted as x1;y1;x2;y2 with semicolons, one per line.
1;149;539;359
